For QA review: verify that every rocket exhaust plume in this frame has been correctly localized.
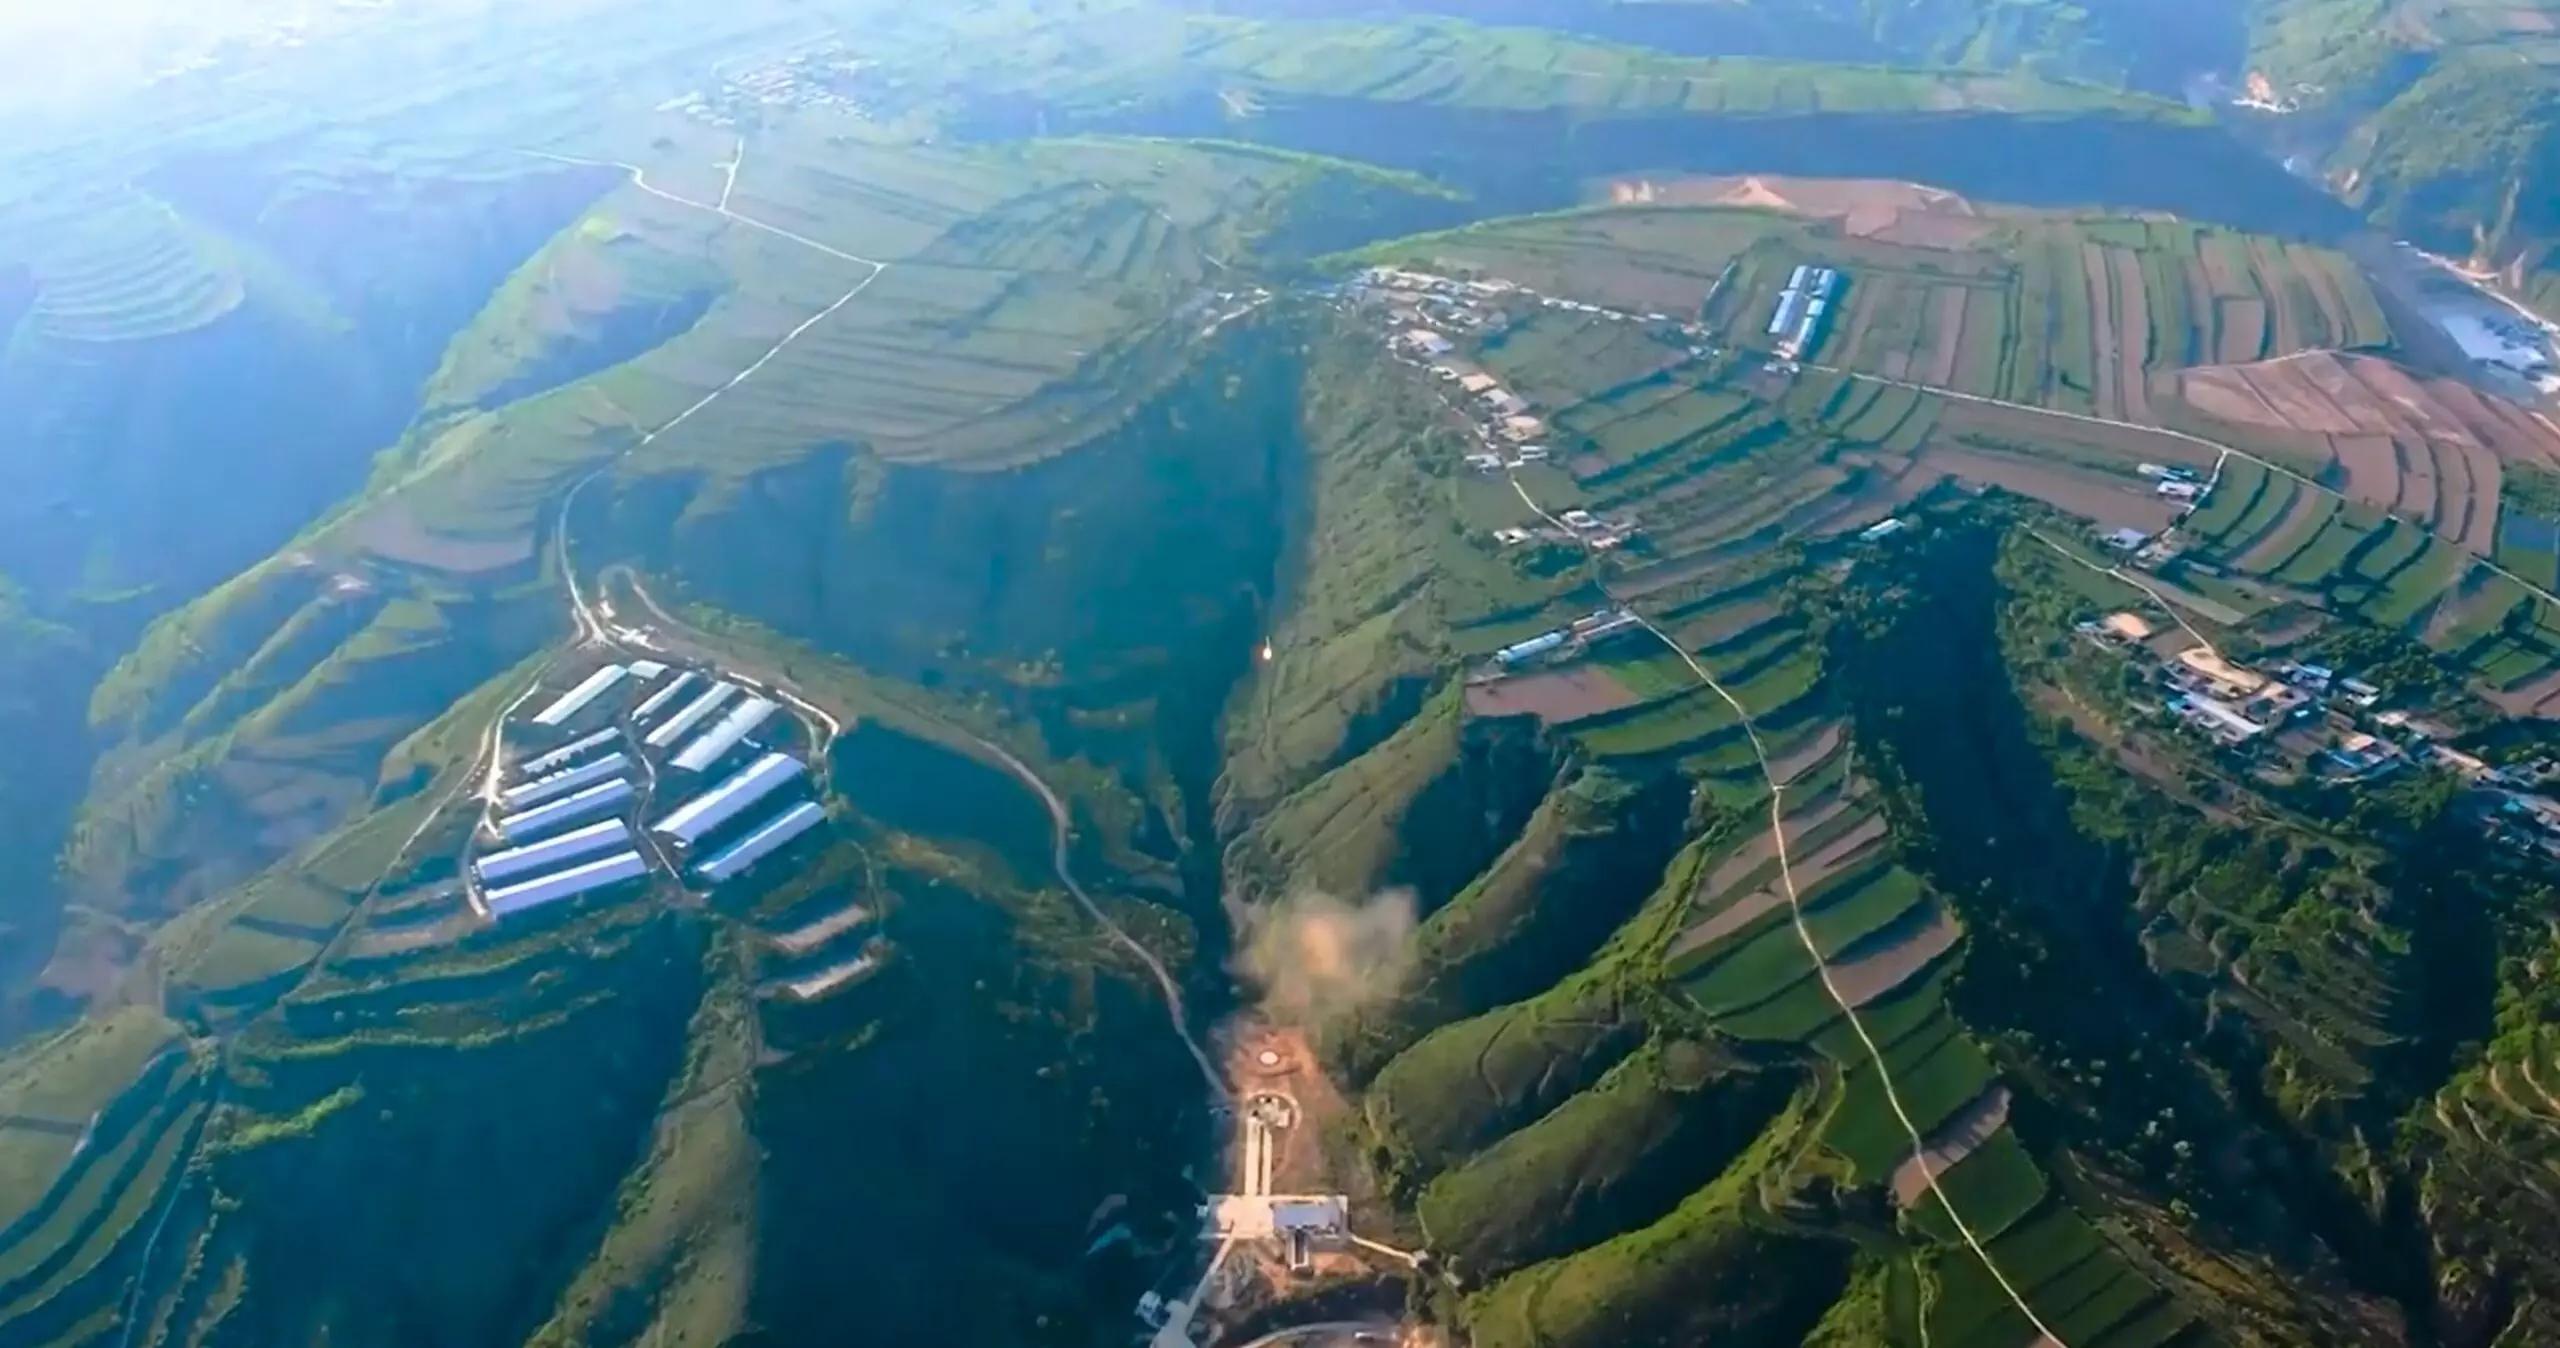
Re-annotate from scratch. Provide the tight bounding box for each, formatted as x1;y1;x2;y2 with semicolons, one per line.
1230;887;1418;1026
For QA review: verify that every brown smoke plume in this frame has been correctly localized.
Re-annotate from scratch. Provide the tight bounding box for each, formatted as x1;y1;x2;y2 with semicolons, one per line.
1231;888;1419;1026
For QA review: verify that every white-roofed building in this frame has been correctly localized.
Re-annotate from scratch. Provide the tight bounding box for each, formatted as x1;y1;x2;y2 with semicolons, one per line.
476;819;634;886
531;666;628;727
644;681;739;749
496;778;635;843
695;801;826;883
672;696;779;773
485;850;648;919
654;752;806;846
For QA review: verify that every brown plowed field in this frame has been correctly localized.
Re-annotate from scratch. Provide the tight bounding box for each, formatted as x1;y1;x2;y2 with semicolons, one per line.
2487;667;2560;716
1891;1085;2012;1207
2377;435;2434;520
1919;445;2182;533
1922;286;1967;387
1699;789;1851;902
1464;667;1642;724
2173;352;2555;555
1767;722;1846;787
2112;248;2153;422
1674;813;1887;961
2219;297;2269;363
1599;175;1995;249
1833;903;1963;1009
2238;360;2350;431
2083;243;2122;420
2181;367;2283;425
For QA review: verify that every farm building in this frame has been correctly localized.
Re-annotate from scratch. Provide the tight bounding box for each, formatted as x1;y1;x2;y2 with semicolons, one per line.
1501;414;1547;440
2172;694;2268;745
695;800;828;883
496;778;636;844
1768;288;1808;337
1859;518;1907;541
1401;328;1455;357
476;819;634;887
515;728;621;781
1495;631;1568;666
629;660;669;680
2323;733;2404;781
485;850;649;920
1459;372;1499;395
672;696;780;773
644;680;740;749
498;752;632;811
531;666;629;727
2438;310;2553;374
2104;528;2152;550
629;670;699;725
654;751;807;847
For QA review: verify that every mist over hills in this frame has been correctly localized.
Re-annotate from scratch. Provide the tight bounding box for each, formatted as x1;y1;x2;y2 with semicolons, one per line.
6;2;2560;1346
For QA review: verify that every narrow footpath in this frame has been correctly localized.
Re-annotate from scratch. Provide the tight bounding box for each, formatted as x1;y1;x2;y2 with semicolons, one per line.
1505;473;2076;1347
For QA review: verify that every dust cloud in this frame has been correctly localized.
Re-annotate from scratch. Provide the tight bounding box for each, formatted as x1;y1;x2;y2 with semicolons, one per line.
1230;888;1418;1026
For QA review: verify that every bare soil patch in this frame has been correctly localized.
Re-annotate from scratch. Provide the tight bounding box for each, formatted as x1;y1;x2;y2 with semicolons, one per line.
343;501;535;573
2180;367;2284;425
1834;904;1962;1010
2218;297;2269;363
1602;175;1996;250
1698;789;1852;901
2236;360;2351;432
1767;722;1846;787
2486;665;2560;714
1919;445;2180;532
1891;1085;2012;1207
2298;351;2394;434
1463;666;1641;724
1672;814;1889;961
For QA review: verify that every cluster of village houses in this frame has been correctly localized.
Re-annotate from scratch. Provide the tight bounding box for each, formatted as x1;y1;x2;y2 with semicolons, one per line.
2077;609;2560;858
1348;265;1698;554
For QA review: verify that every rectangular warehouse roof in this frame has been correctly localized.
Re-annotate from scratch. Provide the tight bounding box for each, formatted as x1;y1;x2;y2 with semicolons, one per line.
653;751;804;846
644;680;738;749
496;777;634;844
531;666;628;727
629;660;669;680
694;800;826;883
672;696;779;773
515;728;620;782
629;670;699;726
476;818;633;887
498;752;631;811
486;850;648;919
